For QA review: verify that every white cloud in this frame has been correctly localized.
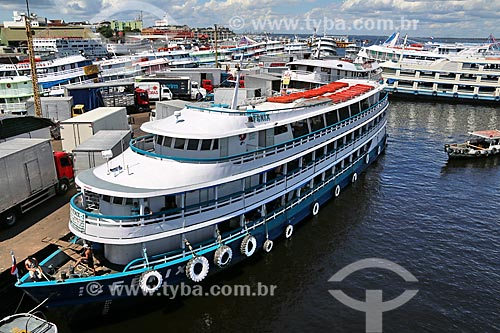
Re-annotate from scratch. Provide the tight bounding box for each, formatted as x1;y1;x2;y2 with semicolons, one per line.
0;0;498;37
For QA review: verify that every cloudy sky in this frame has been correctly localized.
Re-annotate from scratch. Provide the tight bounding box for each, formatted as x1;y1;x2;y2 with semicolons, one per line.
0;0;498;38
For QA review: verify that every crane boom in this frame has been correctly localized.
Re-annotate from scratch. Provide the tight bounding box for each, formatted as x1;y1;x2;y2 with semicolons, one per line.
24;14;42;117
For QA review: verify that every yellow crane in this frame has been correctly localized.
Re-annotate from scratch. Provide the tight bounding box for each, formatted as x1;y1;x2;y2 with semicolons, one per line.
24;7;42;117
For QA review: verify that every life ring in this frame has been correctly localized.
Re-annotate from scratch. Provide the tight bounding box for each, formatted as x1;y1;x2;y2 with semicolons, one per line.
393;88;398;93
263;239;273;253
186;256;210;282
240;235;257;257
239;134;247;141
352;172;358;183
61;65;65;70
495;96;500;101
453;92;458;98
139;270;163;294
473;94;479;100
413;91;418;95
312;202;320;216
475;151;481;156
334;185;341;197
365;154;370;164
213;245;233;268
432;91;437;97
285;224;294;239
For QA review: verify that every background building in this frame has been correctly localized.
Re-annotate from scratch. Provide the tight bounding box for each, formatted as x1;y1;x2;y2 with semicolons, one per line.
110;20;143;32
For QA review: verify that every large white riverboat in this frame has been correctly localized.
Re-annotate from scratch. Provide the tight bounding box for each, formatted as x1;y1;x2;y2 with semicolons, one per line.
0;55;99;112
380;44;500;103
357;32;483;63
33;38;109;59
16;77;389;311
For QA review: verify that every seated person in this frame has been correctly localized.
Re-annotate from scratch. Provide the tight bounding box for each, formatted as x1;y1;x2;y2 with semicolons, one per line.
75;243;96;276
25;256;43;281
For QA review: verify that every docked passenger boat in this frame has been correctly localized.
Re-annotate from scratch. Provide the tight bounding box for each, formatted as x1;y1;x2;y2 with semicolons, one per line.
357;32;485;63
16;77;389;311
285;59;382;89
0;76;34;114
0;55;99;111
106;38;152;56
311;36;338;59
381;44;500;103
33;37;110;59
444;130;500;158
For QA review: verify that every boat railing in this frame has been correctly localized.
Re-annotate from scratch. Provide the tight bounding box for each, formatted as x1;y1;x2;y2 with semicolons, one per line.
290;70;328;83
101;66;141;77
70;119;387;238
130;94;389;165
0;86;33;98
0;102;27;112
36;67;86;79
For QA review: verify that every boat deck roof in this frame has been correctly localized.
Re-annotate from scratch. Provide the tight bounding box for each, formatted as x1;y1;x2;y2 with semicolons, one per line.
469;130;500;139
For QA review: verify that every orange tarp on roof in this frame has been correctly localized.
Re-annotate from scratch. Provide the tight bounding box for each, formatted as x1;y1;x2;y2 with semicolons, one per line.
266;82;373;104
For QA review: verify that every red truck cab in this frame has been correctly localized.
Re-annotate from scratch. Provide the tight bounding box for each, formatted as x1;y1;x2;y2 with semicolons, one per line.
134;88;150;112
202;79;214;93
53;151;75;194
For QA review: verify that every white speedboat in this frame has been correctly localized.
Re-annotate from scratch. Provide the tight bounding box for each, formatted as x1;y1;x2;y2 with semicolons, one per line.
0;312;57;333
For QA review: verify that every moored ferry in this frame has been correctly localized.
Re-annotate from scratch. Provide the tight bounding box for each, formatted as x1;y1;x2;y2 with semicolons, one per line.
381;45;500;103
16;77;389;310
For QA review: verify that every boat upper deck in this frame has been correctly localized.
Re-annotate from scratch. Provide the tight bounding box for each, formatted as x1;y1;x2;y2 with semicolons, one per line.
142;79;382;140
75;80;387;198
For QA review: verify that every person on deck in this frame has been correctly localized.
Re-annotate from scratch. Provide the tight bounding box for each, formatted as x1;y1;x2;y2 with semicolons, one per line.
25;257;43;281
75;243;96;276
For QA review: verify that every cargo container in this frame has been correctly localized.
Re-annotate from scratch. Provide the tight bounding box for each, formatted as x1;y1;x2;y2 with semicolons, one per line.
26;96;74;122
59;107;128;152
72;130;132;175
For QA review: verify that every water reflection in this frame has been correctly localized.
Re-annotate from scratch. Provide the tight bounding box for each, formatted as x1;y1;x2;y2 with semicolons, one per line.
441;155;500;174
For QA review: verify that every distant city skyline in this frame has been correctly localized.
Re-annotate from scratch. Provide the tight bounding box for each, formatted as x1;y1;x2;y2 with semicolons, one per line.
0;0;498;38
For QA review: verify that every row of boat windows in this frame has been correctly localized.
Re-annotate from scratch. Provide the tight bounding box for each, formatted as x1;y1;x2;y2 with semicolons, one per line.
156;136;219;151
88;110;387;215
396;81;499;93
153;94;380;152
396;69;499;78
0;62;91;77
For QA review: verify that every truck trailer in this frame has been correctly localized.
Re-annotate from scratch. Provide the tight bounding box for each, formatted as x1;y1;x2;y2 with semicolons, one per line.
0;138;74;228
72;130;132;175
59;107;129;152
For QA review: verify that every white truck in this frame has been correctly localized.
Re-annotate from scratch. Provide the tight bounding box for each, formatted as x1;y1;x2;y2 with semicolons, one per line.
135;76;207;101
134;82;173;101
0;138;74;227
72;130;132;175
59;107;129;152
